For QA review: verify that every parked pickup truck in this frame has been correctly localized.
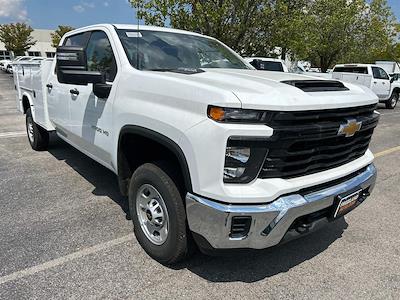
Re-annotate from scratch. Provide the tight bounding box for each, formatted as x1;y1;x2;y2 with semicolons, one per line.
333;64;400;109
16;24;379;264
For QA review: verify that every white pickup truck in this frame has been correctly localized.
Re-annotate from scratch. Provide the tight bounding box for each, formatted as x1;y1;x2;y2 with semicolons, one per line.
15;24;379;264
333;64;400;109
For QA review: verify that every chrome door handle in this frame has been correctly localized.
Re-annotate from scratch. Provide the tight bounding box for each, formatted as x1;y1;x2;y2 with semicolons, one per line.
70;88;79;95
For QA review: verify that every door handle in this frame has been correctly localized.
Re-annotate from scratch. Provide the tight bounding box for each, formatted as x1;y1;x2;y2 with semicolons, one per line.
70;88;79;95
373;81;377;84
46;83;53;89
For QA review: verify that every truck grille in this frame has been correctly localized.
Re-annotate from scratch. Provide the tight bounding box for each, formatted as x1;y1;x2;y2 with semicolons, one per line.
259;104;379;179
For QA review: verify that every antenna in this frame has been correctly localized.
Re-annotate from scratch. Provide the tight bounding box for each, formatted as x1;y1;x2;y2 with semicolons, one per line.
136;1;140;70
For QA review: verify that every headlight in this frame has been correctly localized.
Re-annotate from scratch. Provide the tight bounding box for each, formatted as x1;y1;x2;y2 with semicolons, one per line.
208;106;272;123
224;138;268;183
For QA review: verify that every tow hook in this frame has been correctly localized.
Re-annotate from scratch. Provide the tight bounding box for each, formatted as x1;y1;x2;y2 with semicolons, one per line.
295;222;312;234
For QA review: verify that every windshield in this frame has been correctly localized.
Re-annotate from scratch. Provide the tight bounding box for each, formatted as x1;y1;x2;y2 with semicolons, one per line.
117;29;249;71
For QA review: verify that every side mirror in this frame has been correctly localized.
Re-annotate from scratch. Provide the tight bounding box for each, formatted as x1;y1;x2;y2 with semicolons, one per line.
56;46;105;85
390;77;395;83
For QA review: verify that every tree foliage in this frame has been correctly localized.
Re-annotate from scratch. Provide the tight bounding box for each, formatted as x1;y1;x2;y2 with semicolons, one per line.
0;23;36;56
128;0;399;71
51;25;75;48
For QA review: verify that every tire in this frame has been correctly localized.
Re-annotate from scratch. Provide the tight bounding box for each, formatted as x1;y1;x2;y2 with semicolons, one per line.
128;162;193;264
385;92;398;109
26;108;49;151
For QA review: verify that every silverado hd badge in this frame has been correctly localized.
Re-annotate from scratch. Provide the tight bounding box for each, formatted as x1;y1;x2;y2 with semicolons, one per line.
338;119;362;137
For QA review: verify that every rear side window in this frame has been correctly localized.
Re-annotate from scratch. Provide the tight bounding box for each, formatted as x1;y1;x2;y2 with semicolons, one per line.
85;31;117;82
372;67;389;80
260;61;284;72
64;32;90;47
333;66;368;74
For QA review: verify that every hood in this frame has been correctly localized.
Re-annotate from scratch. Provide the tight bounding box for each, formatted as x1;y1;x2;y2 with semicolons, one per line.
163;69;378;111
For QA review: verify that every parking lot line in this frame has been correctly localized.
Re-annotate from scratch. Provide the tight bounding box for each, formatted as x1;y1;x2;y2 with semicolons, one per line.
374;145;400;158
379;111;400;116
0;131;26;138
0;234;133;286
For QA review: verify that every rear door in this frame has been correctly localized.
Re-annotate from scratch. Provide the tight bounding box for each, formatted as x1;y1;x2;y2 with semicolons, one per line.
46;31;90;134
371;66;391;99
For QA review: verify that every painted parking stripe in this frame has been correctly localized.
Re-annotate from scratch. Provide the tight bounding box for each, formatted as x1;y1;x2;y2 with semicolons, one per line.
0;131;26;138
0;234;133;286
374;145;400;158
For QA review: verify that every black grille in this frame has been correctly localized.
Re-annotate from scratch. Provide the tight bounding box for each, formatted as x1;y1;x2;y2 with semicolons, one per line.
259;104;379;179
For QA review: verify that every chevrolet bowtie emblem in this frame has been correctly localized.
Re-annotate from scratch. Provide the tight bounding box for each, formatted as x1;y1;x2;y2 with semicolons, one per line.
338;119;362;137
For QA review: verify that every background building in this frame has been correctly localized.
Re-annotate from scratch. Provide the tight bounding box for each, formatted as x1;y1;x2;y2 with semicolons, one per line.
0;29;56;60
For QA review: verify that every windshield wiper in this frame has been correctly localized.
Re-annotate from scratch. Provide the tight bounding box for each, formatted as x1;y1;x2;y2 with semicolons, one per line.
147;68;205;74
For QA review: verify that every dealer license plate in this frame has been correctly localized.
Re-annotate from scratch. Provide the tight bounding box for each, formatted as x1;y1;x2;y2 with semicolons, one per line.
333;189;363;218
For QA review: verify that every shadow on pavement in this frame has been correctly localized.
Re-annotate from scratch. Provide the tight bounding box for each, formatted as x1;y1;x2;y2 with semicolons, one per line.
179;218;348;283
47;136;130;219
46;135;348;283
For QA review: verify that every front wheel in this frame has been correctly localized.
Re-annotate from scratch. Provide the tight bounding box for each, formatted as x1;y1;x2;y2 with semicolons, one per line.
26;108;49;151
386;92;398;109
128;162;193;264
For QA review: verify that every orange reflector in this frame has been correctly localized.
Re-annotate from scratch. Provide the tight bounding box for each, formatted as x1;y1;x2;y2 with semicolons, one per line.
208;107;225;121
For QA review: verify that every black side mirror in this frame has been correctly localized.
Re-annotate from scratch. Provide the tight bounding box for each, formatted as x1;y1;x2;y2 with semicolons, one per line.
390;77;395;83
56;46;105;85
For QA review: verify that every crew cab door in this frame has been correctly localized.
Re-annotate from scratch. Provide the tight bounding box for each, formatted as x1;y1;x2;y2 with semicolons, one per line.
371;66;391;100
47;32;90;134
67;30;118;168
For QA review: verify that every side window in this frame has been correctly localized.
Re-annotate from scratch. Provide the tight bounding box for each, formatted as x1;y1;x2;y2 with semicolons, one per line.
85;31;117;82
372;67;389;80
63;32;90;47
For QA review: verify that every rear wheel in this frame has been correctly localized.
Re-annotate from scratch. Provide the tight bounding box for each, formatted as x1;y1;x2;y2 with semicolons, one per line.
26;108;49;151
386;92;398;109
128;162;193;264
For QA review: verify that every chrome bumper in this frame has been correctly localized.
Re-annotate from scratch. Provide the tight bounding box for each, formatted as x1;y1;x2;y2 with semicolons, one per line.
186;164;377;250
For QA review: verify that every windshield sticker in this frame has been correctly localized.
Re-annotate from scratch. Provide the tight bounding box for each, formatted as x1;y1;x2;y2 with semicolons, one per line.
126;32;142;38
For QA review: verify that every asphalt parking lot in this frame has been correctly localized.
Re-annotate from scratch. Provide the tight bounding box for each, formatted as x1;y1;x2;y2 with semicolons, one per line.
0;71;399;299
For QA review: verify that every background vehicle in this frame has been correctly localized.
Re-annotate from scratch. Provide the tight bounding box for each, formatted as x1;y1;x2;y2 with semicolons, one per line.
375;60;400;75
244;57;289;72
15;24;378;264
390;73;400;82
333;64;400;109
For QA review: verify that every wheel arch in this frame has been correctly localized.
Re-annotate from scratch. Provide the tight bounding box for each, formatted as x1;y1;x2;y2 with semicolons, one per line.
21;92;33;114
117;125;193;196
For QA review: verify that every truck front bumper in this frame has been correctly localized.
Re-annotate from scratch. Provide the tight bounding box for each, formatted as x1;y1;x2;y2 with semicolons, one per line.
186;164;377;250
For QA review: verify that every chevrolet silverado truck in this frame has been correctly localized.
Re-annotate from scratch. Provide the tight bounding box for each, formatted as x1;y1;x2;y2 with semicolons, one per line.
16;24;379;264
333;64;400;109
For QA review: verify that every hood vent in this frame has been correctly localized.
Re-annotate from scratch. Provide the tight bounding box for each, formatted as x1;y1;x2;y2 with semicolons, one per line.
281;80;349;92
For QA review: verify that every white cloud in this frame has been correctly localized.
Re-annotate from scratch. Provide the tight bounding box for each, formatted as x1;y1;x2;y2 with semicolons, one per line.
82;2;95;9
0;0;28;21
72;2;96;13
104;2;109;7
73;5;85;13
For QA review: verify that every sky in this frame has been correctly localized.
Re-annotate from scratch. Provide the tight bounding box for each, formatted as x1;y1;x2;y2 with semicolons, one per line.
0;0;399;30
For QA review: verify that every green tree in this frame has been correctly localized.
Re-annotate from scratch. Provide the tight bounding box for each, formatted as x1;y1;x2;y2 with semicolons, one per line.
51;25;75;48
267;0;309;60
129;0;274;55
0;23;36;56
348;0;398;63
299;0;367;72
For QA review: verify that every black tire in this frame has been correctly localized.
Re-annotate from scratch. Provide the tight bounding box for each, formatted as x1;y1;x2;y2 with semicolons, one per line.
26;108;49;151
385;92;398;109
128;162;193;264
